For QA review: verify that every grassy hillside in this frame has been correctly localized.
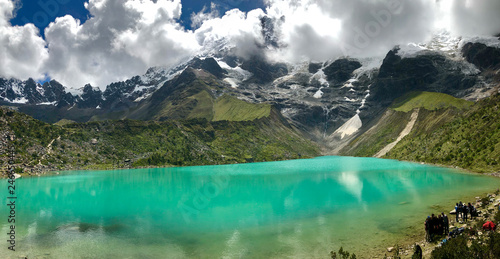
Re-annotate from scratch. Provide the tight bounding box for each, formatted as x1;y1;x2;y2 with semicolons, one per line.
96;69;273;124
391;91;473;112
386;93;500;173
213;94;271;121
0;107;319;175
341;92;467;157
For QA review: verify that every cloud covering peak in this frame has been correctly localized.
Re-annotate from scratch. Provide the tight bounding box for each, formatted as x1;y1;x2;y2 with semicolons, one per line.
0;0;499;90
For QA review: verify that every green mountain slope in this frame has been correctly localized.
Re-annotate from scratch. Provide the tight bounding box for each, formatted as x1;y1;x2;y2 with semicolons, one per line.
91;68;272;123
341;91;468;157
391;91;473;112
386;93;500;173
0;107;319;175
340;109;411;157
213;94;271;121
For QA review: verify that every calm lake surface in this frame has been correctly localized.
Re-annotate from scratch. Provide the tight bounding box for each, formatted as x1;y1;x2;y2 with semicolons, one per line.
1;156;500;258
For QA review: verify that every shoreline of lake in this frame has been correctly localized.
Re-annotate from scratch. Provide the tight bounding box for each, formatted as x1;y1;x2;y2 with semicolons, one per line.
6;156;500;180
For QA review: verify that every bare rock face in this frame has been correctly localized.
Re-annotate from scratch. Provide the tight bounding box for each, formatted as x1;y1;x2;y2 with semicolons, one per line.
462;42;500;71
370;47;477;106
323;59;362;86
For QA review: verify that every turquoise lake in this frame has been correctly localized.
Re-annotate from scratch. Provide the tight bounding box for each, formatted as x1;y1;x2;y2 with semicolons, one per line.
1;156;500;258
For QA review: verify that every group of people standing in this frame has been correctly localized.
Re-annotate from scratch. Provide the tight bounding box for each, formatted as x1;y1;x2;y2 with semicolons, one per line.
424;201;480;242
424;213;449;242
454;201;477;222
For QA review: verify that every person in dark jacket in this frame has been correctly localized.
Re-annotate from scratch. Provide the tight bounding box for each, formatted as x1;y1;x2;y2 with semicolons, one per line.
442;213;449;235
463;203;468;222
425;216;431;242
412;244;423;259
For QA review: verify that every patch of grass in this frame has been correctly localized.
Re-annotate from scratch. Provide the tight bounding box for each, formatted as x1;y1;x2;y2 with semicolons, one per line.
186;90;215;120
54;119;77;126
391;91;473;113
213;94;271;122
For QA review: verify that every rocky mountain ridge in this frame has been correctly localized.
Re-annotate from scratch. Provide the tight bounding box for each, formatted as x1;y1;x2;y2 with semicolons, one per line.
1;34;499;151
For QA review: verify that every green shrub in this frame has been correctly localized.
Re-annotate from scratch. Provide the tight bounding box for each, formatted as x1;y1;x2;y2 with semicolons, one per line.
330;247;356;259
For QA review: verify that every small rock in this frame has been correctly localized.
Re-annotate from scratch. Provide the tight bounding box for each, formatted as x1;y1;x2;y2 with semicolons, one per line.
387;247;394;252
450;209;456;214
13;173;21;179
479;232;483;236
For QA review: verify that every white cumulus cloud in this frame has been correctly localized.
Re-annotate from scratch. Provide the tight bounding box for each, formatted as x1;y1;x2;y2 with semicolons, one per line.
0;0;499;91
43;0;200;91
0;0;48;81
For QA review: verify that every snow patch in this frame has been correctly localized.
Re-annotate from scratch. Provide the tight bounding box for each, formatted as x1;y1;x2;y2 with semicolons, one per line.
461;35;500;49
132;85;156;94
36;84;45;96
357;90;370;114
311;69;329;87
313;89;323;99
397;43;430;58
217;59;253;86
342;78;358;88
333;114;362;139
224;78;239;88
10;80;23;95
11;97;28;104
37;101;57;105
134;94;152;102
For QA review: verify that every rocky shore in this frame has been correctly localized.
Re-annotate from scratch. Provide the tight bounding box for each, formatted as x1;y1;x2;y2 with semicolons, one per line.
382;191;500;259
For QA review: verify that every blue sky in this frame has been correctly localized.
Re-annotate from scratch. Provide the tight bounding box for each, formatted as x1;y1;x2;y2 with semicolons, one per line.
11;0;265;36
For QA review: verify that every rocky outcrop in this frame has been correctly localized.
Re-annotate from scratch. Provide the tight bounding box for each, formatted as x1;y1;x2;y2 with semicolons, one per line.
0;78;76;105
462;42;500;71
79;84;103;109
240;57;288;84
324;59;362;85
370;48;477;105
189;57;227;79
